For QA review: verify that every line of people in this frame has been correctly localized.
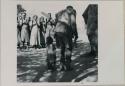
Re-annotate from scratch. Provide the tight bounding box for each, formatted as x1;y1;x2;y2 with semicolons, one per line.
17;12;55;49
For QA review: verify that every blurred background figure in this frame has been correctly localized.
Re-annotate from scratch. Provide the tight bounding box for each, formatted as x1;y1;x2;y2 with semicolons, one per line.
38;16;46;48
45;13;55;45
20;13;30;49
30;15;41;49
17;14;23;48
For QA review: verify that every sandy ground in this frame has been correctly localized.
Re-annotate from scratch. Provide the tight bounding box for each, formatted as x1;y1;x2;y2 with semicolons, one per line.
17;41;98;82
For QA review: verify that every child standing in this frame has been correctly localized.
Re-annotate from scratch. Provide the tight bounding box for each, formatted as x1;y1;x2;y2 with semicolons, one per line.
46;36;56;71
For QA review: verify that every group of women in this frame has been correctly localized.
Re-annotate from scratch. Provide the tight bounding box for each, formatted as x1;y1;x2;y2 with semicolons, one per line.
17;12;55;49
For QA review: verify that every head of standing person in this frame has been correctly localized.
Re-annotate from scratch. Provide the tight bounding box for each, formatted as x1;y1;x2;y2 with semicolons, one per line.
28;17;31;21
39;16;45;23
19;16;22;23
22;13;26;19
26;16;30;23
33;15;38;21
17;14;23;25
17;13;21;20
17;14;22;22
32;15;38;25
50;19;56;26
48;13;52;19
66;6;74;15
46;13;52;22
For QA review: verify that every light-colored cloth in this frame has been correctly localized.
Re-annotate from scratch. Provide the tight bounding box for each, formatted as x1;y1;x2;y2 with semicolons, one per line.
45;24;55;43
21;24;30;44
30;25;41;46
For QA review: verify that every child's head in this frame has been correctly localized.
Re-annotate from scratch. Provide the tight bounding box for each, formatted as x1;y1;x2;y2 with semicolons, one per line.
46;36;53;45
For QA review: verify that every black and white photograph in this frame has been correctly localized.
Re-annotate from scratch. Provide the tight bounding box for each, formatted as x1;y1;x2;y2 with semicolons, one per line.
17;1;98;82
1;0;125;86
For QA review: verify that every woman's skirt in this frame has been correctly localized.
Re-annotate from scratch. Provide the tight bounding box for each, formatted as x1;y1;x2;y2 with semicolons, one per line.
30;25;41;46
21;24;30;45
40;31;45;47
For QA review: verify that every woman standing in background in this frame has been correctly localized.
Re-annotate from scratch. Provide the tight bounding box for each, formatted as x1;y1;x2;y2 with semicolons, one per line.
21;13;30;48
30;15;41;48
45;13;56;44
38;16;46;48
17;14;23;48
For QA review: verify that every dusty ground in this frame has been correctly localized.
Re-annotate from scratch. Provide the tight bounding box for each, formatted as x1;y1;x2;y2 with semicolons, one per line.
17;41;98;82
